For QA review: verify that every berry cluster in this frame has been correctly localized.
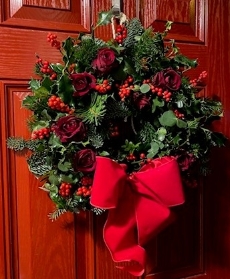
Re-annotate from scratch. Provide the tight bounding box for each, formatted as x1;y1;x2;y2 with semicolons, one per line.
59;182;72;197
115;24;127;44
190;71;208;87
118;76;134;100
36;58;57;80
31;127;50;140
81;176;93;186
76;176;93;197
76;186;92;197
109;124;119;137
174;109;185;119
48;95;74;113
150;85;172;102
126;153;136;161
47;33;61;50
95;80;111;94
182;177;198;188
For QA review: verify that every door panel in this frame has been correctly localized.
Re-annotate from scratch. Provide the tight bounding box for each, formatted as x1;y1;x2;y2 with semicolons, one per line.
0;0;230;279
0;0;91;32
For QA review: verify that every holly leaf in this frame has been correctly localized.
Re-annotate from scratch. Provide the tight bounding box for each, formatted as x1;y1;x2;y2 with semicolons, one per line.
152;97;164;112
32;86;49;98
57;74;74;105
159;110;177;126
62;37;75;64
41;76;53;91
29;78;41;90
50;63;64;74
123;59;135;75
173;54;198;68
60;174;78;184
48;134;63;148
58;161;72;172
94;10;113;29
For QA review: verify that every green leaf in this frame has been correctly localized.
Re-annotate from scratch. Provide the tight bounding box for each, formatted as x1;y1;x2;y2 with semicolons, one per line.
58;161;72;172
48;134;63;148
62;37;75;60
172;134;181;145
159;110;177;126
99;151;110;156
157;127;167;141
48;174;60;185
41;76;53;91
111;64;127;80
60;174;78;184
123;59;135;75
147;142;159;158
33;86;49;97
174;54;198;68
49;191;59;199
29;78;40;90
165;21;173;32
57;74;74;105
176;119;187;128
140;84;150;94
94;10;113;29
45;183;59;194
152;97;164;113
50;63;64;74
41;109;52;120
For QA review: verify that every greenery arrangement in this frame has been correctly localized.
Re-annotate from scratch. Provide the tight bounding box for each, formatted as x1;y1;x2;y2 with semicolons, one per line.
7;10;226;220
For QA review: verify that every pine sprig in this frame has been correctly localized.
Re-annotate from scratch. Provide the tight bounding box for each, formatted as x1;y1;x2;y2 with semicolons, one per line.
7;137;26;151
123;18;144;49
74;38;101;72
105;98;131;119
48;208;67;221
139;122;157;143
77;95;108;126
88;126;104;148
27;152;52;176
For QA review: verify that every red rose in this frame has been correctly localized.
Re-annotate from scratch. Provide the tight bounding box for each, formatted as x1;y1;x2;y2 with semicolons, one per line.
73;149;96;173
54;115;86;143
133;93;150;109
152;69;181;91
176;152;196;171
71;72;96;97
92;48;117;73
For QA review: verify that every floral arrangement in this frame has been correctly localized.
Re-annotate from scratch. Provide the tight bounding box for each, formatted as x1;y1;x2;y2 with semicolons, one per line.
7;10;226;220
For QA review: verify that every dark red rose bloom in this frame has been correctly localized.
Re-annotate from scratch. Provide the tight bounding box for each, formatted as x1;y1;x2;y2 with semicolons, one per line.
133;93;151;109
70;72;96;97
175;152;196;171
73;149;96;173
54;115;86;143
152;69;181;91
92;48;117;73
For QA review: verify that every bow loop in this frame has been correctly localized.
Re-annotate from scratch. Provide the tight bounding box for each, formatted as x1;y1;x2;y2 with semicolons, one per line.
90;157;127;209
132;157;184;206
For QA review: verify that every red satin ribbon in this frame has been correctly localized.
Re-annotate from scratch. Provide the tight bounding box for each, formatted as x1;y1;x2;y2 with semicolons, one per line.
90;156;185;277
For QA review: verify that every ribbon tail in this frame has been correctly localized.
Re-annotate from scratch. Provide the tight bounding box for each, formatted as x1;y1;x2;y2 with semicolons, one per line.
103;184;146;277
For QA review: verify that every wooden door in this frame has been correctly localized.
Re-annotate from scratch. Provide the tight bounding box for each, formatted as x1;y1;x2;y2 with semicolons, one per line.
1;1;230;279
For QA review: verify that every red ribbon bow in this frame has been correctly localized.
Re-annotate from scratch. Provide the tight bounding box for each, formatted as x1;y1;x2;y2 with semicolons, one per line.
90;156;185;277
